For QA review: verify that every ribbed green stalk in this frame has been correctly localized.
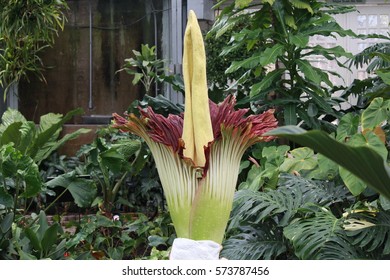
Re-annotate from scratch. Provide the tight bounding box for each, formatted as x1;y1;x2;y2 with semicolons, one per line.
189;132;247;243
147;141;198;238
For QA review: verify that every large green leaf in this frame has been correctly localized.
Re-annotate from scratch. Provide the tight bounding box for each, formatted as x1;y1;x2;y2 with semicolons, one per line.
112;139;142;159
361;97;390;130
225;54;262;73
259;44;284;66
0;122;22;146
25;228;42;252
0;108;26;136
38;112;62;137
230;187;303;228
0;212;14;234
234;0;254;8
289;34;309;48
376;69;390;85
41;223;60;256
339;167;366;196
34;127;91;165
307;45;353;59
297;60;321;84
22;164;43;198
345;210;390;255
45;172;97;207
284;208;359;259
266;126;390;199
29;107;84;160
222;224;286;260
0;188;13;209
336;113;360;142
280;147;317;173
284;104;297;125
99;149;126;174
250;69;284;97
18;122;36;154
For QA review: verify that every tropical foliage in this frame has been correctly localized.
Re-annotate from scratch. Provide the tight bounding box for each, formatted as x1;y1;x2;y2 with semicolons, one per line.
222;96;390;260
208;0;357;131
2;0;390;261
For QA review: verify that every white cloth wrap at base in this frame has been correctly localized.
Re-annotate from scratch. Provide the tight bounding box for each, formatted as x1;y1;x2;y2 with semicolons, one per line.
169;238;222;260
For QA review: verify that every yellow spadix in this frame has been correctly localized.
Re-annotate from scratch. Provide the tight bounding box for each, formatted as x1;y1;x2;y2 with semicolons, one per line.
181;10;213;167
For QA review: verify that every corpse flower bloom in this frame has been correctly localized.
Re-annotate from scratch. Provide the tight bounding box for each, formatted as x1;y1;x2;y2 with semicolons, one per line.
113;11;278;244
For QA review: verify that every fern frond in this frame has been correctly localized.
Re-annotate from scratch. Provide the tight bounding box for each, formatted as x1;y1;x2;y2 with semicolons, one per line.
284;207;360;259
222;223;287;260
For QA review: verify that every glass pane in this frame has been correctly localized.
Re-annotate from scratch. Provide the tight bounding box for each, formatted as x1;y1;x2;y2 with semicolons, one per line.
357;15;367;27
368;15;378;27
380;15;389;26
358;71;367;80
358;43;367;52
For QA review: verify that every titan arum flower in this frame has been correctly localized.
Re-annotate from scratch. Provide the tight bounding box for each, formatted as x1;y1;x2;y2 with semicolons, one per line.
113;10;278;244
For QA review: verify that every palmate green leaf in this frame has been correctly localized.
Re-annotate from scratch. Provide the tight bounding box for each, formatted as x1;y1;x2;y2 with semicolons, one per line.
265;126;390;199
0;143;43;198
284;208;359;259
132;73;143;85
279;174;352;206
39;113;62;136
37;210;49;241
229;187;302;229
222;224;286;260
346;210;390;256
349;132;387;160
285;15;297;30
